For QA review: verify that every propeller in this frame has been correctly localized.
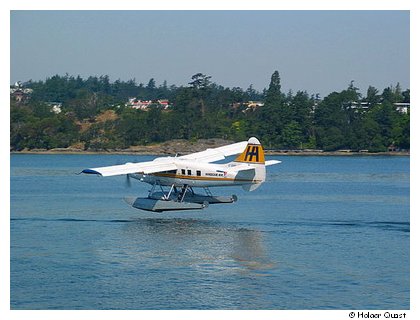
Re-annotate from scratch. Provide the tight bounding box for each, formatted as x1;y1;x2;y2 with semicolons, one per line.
125;174;132;188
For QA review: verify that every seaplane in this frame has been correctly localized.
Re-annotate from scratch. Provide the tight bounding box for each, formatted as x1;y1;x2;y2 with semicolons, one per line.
81;137;281;212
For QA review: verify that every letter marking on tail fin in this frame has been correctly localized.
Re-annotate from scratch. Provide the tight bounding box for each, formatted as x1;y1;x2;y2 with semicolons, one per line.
245;146;260;162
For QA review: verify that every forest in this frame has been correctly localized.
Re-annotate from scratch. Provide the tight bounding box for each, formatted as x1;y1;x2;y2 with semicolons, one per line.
10;71;410;152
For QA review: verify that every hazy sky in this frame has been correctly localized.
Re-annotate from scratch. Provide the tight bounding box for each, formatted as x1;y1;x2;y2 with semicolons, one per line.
10;10;409;97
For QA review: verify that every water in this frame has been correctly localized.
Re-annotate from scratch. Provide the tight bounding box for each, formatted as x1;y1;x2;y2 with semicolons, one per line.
10;154;409;309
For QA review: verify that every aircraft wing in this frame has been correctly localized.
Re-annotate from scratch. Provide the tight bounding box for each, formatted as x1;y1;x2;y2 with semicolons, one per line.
81;140;249;176
178;141;248;163
81;157;177;177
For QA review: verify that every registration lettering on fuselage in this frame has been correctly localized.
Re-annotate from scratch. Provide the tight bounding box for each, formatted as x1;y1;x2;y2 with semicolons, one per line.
205;172;224;177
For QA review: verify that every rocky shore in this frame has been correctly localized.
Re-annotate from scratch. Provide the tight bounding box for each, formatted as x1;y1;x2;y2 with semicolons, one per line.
11;138;409;156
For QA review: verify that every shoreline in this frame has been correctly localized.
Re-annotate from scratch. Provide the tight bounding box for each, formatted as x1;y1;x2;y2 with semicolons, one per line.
10;149;410;157
10;138;410;156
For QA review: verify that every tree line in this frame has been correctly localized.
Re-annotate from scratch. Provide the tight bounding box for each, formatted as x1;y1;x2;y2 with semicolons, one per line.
10;72;409;152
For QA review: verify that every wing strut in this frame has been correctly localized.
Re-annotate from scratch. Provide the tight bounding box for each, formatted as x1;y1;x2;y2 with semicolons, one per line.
177;184;189;202
165;184;176;200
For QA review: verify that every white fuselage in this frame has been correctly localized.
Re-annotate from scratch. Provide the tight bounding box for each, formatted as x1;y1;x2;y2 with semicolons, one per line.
131;159;262;188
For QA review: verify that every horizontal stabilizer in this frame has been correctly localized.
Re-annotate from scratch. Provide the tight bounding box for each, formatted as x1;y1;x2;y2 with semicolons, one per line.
265;160;282;166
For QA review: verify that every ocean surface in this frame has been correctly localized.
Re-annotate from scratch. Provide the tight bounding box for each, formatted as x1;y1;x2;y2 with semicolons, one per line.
10;154;409;310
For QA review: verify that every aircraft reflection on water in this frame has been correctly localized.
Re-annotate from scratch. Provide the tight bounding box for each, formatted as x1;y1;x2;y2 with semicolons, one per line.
94;217;275;274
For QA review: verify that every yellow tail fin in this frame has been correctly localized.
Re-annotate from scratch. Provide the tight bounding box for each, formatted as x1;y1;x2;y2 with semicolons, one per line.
235;137;265;164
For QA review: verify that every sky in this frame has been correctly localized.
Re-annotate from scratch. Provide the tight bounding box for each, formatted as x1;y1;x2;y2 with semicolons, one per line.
10;10;409;97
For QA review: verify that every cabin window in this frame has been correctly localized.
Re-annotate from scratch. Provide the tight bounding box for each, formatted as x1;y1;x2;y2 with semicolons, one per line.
196;170;201;176
187;169;192;176
181;169;185;175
